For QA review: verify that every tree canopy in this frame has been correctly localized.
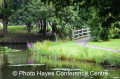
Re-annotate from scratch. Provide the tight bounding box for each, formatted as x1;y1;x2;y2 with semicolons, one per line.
40;0;120;40
0;0;120;40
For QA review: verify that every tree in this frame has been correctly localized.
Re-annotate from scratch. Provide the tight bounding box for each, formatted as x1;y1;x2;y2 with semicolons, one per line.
9;0;34;33
42;0;120;41
0;0;20;35
10;0;51;35
9;0;85;39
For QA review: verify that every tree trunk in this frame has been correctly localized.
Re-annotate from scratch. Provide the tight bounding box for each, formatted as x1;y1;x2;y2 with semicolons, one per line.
40;19;43;32
43;18;46;36
52;24;55;34
47;23;48;32
52;21;57;35
26;22;32;33
2;17;8;35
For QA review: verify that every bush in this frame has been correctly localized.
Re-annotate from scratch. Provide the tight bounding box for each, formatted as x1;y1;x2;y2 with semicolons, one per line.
112;27;120;39
57;24;73;40
90;27;102;41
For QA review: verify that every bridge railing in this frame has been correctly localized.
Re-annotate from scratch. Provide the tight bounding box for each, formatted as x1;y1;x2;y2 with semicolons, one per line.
72;28;90;41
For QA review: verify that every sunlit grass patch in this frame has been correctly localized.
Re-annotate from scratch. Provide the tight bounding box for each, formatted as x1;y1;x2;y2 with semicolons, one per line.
7;26;26;33
88;39;120;50
0;25;26;33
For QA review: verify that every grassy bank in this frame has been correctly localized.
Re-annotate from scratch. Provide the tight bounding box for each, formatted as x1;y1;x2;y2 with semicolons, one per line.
31;40;120;67
88;39;120;50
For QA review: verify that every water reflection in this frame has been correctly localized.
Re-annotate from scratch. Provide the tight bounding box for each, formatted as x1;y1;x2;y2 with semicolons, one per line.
1;53;10;79
27;56;34;64
0;51;120;79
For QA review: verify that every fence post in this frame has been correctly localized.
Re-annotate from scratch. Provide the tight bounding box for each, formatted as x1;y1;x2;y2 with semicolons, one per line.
87;28;88;36
78;30;79;38
82;29;83;38
87;28;90;36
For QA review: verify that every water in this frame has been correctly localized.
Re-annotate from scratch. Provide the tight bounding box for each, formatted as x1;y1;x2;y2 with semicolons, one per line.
0;45;120;79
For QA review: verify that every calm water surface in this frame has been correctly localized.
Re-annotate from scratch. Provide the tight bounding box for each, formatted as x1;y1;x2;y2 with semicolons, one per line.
0;45;120;79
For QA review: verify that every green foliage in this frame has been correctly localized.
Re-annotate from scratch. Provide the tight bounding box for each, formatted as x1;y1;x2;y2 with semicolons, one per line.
9;0;86;39
110;27;120;39
42;0;120;41
88;17;102;41
0;0;19;18
53;6;85;39
1;0;120;41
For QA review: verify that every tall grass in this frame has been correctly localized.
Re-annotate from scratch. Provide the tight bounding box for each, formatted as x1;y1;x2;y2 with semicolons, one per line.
32;40;120;67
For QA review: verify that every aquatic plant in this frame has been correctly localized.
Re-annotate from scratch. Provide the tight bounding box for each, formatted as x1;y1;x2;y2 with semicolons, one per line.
0;47;16;53
27;42;34;54
27;42;33;48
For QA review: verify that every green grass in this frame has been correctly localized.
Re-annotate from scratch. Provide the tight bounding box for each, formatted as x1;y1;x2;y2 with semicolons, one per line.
0;25;27;33
7;26;27;33
0;25;52;34
0;25;42;34
32;40;120;67
88;39;120;50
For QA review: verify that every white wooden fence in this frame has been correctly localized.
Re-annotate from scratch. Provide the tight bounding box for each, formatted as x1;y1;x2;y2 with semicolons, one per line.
72;28;90;40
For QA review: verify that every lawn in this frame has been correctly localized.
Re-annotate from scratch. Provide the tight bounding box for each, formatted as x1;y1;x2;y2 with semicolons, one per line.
7;25;27;33
0;25;27;33
88;39;120;50
31;40;120;67
0;25;52;33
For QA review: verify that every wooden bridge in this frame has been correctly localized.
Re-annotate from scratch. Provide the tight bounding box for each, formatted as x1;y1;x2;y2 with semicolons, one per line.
72;28;91;41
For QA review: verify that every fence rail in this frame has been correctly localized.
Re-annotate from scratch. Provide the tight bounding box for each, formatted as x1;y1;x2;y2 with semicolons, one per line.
72;28;90;40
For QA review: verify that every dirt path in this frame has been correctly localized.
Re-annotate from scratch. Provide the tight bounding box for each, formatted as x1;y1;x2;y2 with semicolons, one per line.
77;37;120;52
